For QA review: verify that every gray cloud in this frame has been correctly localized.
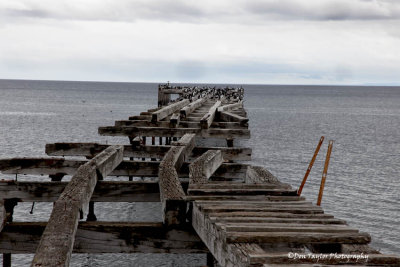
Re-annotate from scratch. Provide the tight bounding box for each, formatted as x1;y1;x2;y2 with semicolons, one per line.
2;0;400;24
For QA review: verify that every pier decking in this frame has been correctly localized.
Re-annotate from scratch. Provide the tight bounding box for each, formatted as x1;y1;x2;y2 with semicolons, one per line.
0;84;399;266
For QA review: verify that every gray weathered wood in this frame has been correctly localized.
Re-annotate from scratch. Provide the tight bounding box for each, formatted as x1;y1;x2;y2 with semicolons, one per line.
169;113;180;128
152;99;190;122
188;188;297;196
180;97;207;118
158;135;195;225
189;150;223;184
200;100;221;129
218;111;248;125
0;180;164;202
0;158;248;179
0;222;207;254
217;101;243;112
45;143;252;161
31;145;123;267
98;126;250;139
246;166;291;189
116;119;248;129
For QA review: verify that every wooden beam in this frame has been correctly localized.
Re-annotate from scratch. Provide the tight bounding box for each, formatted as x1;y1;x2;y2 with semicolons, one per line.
158;134;195;225
0;222;207;254
116;120;248;129
180;97;207;118
45;143;252;161
98;126;250;139
0;158;248;179
217;101;243;112
189;150;223;184
200;101;221;129
0;180;165;202
152;99;190;122
31;145;123;267
246;165;291;189
218;111;248;125
169;113;180;128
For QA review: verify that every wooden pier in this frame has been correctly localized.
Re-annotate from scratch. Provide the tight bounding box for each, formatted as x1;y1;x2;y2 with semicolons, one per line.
0;84;399;266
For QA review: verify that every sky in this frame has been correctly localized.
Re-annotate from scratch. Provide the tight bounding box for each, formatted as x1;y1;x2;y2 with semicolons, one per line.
0;0;400;85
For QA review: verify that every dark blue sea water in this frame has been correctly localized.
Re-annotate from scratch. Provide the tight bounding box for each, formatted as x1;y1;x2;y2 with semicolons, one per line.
0;80;399;266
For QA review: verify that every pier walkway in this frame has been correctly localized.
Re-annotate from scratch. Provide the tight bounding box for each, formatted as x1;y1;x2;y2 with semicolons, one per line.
0;84;399;266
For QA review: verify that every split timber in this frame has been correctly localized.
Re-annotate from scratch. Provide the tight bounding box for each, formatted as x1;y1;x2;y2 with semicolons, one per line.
0;84;398;266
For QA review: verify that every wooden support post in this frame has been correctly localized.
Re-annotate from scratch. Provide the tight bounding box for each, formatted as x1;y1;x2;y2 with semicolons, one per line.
49;173;65;181
86;201;97;221
298;136;324;196
151;136;156;161
31;146;123;267
226;138;234;147
142;136;146;161
189;150;223;185
2;199;17;267
317;140;334;206
3;254;11;267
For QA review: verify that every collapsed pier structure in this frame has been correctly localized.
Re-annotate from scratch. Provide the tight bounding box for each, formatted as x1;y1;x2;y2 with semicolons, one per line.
0;84;399;266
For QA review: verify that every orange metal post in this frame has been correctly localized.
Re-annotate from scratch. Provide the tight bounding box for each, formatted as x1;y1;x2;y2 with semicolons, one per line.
297;136;324;196
317;140;334;206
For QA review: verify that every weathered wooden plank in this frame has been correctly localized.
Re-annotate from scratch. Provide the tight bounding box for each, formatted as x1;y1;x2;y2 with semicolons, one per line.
218;110;249;125
188;195;305;201
128;115;151;120
219;224;358;233
152;99;190;122
159;134;196;225
31;146;123;267
209;212;334;219
226;231;371;244
199;205;324;214
209;217;347;224
99;126;250;139
246;166;291;189
249;253;400;266
189;150;223;184
116;119;247;129
0;180;164;202
0;158;247;179
200;100;221;129
0;222;207;254
181;97;207;118
188;188;297;196
217;101;243;112
45;143;252;161
189;184;291;190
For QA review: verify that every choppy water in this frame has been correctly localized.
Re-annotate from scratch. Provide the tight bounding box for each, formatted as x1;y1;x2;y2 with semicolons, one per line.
0;80;399;266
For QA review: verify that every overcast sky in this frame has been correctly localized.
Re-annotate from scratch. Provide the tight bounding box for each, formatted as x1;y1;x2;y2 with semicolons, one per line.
1;0;399;85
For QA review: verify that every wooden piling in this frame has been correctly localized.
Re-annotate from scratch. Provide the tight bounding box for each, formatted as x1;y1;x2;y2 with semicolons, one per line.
317;140;334;206
298;136;324;196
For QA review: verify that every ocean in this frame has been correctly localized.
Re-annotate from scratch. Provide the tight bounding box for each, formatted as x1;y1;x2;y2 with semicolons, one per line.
0;79;399;266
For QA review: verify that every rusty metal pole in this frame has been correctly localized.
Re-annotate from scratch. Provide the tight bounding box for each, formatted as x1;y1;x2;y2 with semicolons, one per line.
298;136;324;196
317;140;334;206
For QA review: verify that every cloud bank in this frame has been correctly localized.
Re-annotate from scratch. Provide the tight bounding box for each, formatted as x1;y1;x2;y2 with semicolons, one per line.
0;0;399;84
